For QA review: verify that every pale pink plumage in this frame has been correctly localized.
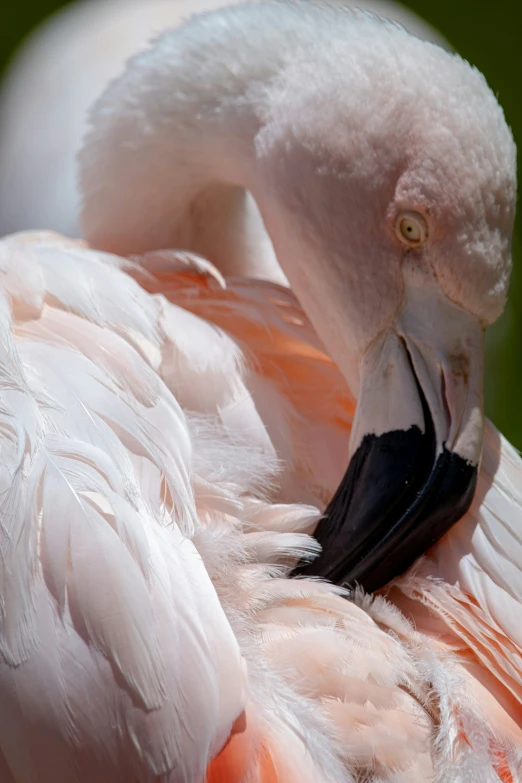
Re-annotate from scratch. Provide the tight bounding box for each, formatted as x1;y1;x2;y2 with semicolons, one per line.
0;0;448;239
0;232;519;781
0;3;520;782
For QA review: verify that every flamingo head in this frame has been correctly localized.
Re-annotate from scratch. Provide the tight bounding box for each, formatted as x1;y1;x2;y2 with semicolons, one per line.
79;6;517;591
251;18;517;590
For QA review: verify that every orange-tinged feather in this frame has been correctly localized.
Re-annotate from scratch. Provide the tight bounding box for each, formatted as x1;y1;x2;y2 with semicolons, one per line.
206;710;253;783
206;708;280;783
132;263;355;436
258;743;280;783
493;750;514;783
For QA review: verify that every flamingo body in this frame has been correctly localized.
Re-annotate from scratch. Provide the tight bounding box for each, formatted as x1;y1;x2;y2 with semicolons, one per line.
0;231;520;782
0;3;520;782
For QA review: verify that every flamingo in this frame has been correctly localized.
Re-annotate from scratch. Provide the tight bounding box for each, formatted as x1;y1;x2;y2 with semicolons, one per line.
0;0;448;239
0;3;520;782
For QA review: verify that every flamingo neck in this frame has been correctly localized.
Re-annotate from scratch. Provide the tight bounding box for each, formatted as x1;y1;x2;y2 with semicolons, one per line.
80;4;397;391
79;6;300;283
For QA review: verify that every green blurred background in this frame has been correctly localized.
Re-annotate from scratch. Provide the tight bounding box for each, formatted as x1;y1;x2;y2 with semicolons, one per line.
0;0;521;447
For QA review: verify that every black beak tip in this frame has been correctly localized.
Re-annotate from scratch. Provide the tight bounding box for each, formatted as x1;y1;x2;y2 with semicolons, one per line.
293;426;478;594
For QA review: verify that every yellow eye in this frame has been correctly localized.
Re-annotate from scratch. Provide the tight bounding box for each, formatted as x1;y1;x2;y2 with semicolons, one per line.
395;212;428;246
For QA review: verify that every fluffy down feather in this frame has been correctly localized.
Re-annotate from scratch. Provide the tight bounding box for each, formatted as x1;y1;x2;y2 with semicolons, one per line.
0;233;520;783
0;233;247;783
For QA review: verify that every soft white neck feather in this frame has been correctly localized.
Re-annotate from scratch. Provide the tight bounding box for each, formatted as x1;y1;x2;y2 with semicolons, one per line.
80;3;308;282
81;4;418;287
80;3;515;392
80;3;404;382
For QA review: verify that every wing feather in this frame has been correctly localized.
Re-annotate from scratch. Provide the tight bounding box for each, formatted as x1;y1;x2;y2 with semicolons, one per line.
0;233;248;782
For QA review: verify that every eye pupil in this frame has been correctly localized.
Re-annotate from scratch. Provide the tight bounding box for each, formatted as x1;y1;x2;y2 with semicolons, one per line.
395;212;428;246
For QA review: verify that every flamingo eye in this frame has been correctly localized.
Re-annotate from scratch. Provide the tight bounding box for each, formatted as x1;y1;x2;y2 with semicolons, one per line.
395;212;428;246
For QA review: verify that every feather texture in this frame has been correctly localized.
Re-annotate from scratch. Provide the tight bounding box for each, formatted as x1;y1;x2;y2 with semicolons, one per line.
0;234;247;783
0;233;519;781
0;3;518;781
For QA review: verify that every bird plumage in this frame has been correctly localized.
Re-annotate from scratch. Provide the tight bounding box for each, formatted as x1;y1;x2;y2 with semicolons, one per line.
0;4;520;782
0;232;519;781
0;0;448;240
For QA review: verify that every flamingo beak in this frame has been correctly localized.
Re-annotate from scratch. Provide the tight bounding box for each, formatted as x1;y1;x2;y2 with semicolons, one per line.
295;288;484;593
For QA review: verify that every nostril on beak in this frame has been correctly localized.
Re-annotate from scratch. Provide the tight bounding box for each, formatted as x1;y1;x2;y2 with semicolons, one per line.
440;369;451;438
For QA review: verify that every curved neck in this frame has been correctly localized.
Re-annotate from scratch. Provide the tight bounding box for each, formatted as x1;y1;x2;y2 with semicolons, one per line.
80;4;393;394
79;5;304;283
